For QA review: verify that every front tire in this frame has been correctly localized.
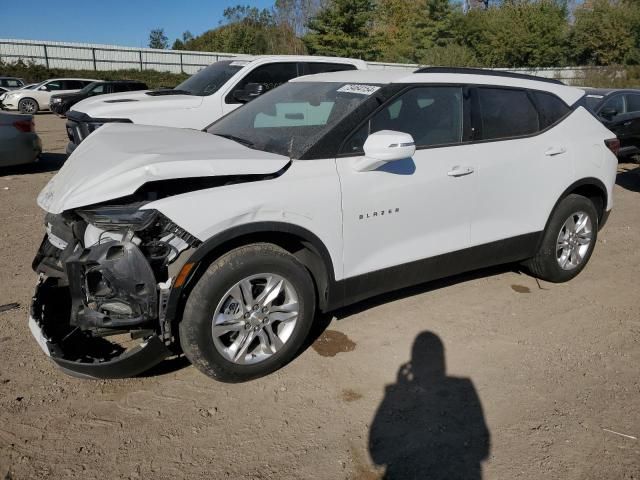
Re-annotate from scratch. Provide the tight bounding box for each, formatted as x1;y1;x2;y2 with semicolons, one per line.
18;98;39;114
179;243;316;382
525;194;599;283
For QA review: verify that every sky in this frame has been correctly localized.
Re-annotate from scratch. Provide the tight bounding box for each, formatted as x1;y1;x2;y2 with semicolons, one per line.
1;0;275;48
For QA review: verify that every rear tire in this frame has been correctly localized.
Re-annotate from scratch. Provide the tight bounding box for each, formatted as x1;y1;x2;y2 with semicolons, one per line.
525;194;598;283
179;243;316;382
18;97;38;114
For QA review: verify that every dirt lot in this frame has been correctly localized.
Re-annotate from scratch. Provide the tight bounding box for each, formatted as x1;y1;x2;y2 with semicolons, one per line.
0;114;639;479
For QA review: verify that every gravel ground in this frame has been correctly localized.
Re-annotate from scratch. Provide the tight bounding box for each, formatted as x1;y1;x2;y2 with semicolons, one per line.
0;114;639;480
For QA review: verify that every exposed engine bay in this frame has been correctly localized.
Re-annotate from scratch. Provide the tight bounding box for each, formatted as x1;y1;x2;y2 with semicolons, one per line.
30;204;200;378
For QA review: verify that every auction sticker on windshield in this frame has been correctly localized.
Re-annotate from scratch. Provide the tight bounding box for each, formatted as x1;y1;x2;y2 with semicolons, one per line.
337;84;380;95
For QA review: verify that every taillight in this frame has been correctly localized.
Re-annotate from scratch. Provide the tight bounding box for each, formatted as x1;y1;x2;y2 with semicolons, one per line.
605;138;620;156
13;119;34;133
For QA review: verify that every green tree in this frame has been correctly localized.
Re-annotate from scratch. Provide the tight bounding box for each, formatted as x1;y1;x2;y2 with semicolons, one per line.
172;30;195;50
148;28;169;49
303;0;380;60
569;0;640;65
374;0;422;62
182;5;304;55
458;0;569;67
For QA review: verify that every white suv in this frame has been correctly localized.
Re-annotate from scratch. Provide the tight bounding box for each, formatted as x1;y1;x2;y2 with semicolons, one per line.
1;78;97;114
30;68;618;382
65;55;368;154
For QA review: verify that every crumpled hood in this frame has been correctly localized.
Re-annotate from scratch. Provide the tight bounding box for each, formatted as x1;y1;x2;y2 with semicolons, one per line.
72;90;203;119
38;123;290;214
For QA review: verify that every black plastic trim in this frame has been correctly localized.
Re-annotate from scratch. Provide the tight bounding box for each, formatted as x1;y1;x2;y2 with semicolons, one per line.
414;67;565;85
325;232;543;310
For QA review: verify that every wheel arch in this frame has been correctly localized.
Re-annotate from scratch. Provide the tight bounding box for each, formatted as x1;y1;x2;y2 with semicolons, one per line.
543;178;608;239
164;222;337;336
19;96;40;110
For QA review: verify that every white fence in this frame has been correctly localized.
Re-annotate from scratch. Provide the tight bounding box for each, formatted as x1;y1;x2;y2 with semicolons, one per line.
0;38;595;83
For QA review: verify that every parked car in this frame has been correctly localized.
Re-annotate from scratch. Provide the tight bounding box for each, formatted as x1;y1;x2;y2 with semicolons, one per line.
583;88;640;158
29;68;617;382
0;78;98;114
64;55;369;153
50;80;148;117
0;77;25;93
0;112;41;167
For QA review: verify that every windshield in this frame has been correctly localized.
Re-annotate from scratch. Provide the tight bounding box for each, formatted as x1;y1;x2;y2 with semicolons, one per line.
175;60;244;96
207;81;380;158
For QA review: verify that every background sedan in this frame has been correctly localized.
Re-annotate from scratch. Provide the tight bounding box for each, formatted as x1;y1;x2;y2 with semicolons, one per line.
0;112;42;167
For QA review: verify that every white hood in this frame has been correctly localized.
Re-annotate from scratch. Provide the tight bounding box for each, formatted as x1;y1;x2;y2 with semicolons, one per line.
38;123;290;214
72;90;204;119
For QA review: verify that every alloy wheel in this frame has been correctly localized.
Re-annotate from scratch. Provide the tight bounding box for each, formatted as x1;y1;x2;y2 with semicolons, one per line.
211;273;299;365
556;211;593;270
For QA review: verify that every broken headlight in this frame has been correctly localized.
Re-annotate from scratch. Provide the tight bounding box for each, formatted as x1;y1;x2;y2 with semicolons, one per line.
76;205;158;231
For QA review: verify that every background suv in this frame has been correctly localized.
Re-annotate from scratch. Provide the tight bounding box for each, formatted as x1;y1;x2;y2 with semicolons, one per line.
584;88;640;158
50;80;148;117
30;68;617;382
64;55;368;153
1;78;97;114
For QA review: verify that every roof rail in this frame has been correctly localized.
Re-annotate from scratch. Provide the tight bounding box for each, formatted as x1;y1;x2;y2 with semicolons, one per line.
414;67;564;85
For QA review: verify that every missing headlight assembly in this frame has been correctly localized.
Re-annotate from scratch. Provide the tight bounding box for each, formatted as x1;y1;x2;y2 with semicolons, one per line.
30;205;201;378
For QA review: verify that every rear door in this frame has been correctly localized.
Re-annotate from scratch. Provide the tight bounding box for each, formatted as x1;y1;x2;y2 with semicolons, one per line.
468;87;572;248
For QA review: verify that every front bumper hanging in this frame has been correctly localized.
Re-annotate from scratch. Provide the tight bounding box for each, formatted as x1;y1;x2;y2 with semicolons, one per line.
29;235;172;379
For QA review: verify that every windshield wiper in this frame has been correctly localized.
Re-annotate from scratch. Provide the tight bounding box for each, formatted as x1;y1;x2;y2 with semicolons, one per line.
215;133;255;148
146;89;193;96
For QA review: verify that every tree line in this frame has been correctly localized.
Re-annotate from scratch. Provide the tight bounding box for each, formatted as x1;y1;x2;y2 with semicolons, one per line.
148;0;640;68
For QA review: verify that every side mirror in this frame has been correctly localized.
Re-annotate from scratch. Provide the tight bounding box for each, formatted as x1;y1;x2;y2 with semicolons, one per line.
353;130;416;172
39;85;48;91
600;107;618;119
233;83;266;103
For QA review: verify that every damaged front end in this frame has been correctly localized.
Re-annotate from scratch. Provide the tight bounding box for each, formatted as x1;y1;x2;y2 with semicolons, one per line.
30;204;200;378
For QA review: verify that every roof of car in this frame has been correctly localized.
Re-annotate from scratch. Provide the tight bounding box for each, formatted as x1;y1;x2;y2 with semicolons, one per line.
225;55;368;68
294;69;585;105
44;78;100;82
583;88;640;96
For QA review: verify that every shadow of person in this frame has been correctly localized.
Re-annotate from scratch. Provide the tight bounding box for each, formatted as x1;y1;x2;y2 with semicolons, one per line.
369;332;490;480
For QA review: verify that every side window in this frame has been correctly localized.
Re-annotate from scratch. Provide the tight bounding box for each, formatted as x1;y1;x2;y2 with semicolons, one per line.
227;62;299;104
624;94;640;113
342;86;463;155
112;83;129;93
45;81;63;91
476;88;539;140
62;80;84;90
5;79;21;88
91;84;106;94
599;94;624;116
531;91;570;129
306;62;357;74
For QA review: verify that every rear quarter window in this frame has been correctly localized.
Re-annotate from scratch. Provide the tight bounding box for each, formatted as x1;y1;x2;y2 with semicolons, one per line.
475;87;539;140
531;91;571;129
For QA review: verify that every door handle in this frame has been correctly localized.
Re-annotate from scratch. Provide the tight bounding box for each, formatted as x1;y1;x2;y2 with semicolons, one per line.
447;166;474;177
623;120;633;126
544;146;566;156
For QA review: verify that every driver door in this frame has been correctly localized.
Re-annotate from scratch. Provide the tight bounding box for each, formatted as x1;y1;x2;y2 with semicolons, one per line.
337;86;475;283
